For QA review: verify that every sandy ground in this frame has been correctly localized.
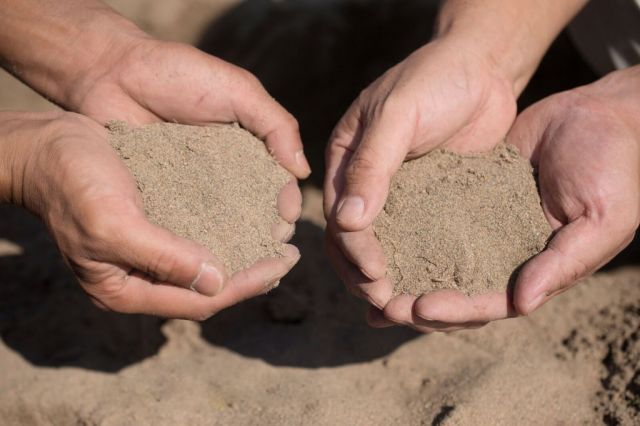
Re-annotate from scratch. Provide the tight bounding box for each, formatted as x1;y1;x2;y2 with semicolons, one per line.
1;1;639;425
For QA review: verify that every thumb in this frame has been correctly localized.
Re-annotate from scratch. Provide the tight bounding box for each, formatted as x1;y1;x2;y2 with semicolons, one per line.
335;110;412;231
514;215;630;315
118;217;228;297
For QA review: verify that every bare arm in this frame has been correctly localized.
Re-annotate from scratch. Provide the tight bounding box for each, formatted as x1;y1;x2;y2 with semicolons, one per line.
325;0;592;329
435;0;589;94
0;0;145;109
0;0;310;177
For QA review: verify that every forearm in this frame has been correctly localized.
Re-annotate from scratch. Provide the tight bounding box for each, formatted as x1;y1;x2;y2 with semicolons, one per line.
0;0;147;109
435;0;588;95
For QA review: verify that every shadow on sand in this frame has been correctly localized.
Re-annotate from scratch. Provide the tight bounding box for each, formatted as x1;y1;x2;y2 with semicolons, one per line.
0;205;166;373
0;206;418;371
200;220;419;367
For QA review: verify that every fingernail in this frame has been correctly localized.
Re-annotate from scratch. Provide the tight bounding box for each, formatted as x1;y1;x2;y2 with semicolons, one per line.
527;292;547;312
337;196;365;225
190;263;224;296
295;150;312;176
271;221;295;242
283;245;301;265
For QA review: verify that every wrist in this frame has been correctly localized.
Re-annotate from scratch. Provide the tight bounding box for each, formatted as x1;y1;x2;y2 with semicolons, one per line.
63;24;150;112
0;112;40;208
0;0;149;111
433;26;526;97
0;111;77;218
434;0;588;96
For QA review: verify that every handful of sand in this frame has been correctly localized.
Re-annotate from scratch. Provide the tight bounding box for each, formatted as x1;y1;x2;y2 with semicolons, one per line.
373;144;552;296
108;122;291;274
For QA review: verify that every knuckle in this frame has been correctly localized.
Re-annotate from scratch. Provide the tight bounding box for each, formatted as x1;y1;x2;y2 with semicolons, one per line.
146;249;181;283
85;277;130;313
236;68;262;88
283;112;300;133
345;153;381;184
382;307;401;324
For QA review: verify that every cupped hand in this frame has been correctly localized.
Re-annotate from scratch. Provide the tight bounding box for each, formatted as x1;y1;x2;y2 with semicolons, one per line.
2;111;301;320
66;35;311;181
324;38;517;310
369;67;640;332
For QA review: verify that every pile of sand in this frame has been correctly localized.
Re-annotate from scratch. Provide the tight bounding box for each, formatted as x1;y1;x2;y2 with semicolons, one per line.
108;122;290;274
374;144;552;296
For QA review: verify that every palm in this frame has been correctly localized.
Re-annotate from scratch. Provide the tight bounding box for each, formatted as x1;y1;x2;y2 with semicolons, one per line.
23;112;301;320
367;87;640;332
324;39;518;313
510;95;640;311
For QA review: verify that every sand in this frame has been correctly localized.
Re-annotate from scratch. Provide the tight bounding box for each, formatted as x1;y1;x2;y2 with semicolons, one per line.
0;188;639;425
1;1;639;424
108;122;291;274
374;144;552;296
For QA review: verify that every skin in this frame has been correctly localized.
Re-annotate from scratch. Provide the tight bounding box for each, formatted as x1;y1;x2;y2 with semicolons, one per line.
0;1;310;319
322;0;640;332
369;65;640;331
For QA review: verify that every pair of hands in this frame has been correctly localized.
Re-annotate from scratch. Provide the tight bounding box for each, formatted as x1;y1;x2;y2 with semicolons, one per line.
2;38;309;320
325;40;640;332
7;27;638;328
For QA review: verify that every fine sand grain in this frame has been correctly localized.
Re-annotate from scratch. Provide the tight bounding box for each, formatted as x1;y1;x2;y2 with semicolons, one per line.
374;144;552;296
108;122;290;274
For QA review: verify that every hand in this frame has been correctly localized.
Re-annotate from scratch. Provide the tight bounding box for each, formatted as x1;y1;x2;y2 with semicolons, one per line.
1;111;302;320
66;35;311;180
324;37;517;311
368;66;640;332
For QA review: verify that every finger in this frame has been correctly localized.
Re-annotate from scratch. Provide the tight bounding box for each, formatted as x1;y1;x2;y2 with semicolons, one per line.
277;179;302;224
324;115;386;281
230;72;311;179
222;244;301;298
323;114;360;221
325;234;393;309
366;306;396;328
514;215;633;315
413;290;514;324
85;273;223;319
334;107;412;231
383;294;489;332
332;224;386;281
271;219;296;243
381;294;437;333
115;216;228;297
87;245;299;319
